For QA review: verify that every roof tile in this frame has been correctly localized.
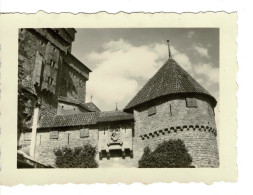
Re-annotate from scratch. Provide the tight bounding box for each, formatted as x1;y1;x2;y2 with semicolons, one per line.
39;112;100;128
38;110;133;129
98;110;134;123
124;59;216;110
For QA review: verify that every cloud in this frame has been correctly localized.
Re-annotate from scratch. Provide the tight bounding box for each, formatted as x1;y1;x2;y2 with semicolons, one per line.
86;39;168;111
193;44;210;58
103;39;132;51
194;63;219;85
172;47;193;73
85;39;218;112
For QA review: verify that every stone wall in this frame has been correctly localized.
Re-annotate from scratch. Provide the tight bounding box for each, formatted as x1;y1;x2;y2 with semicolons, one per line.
20;124;138;168
59;62;87;103
32;29;74;53
57;101;89;115
18;28;90;119
21;126;99;166
132;95;219;168
19;29;47;80
18;29;62;117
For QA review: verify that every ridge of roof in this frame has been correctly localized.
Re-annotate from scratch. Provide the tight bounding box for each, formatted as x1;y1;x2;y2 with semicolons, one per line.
66;52;92;73
58;96;93;112
124;58;217;111
98;110;134;123
83;102;101;112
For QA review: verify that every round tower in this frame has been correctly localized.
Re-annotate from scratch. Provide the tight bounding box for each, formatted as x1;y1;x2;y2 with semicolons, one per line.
124;58;219;168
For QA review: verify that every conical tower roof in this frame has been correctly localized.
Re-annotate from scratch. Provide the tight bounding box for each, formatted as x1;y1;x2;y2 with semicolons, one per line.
124;58;217;111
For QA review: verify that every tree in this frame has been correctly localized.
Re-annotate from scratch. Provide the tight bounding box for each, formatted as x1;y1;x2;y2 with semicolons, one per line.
54;144;98;168
138;139;193;168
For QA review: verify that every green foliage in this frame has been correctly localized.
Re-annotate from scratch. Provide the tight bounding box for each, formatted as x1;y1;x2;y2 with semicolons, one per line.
138;139;193;168
54;145;98;168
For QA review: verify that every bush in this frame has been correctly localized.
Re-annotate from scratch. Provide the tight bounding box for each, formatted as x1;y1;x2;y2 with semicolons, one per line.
138;139;193;168
54;144;98;168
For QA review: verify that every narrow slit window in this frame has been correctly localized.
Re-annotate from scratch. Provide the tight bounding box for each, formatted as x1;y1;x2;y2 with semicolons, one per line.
39;135;42;146
51;60;55;68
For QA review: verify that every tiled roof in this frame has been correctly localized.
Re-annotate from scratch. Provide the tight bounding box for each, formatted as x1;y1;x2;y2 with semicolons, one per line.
38;112;100;128
124;59;217;111
38;110;133;128
98;110;134;123
83;102;101;112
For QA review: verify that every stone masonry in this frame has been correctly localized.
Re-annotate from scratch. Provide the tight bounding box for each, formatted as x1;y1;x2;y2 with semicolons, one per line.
133;96;219;168
18;28;219;168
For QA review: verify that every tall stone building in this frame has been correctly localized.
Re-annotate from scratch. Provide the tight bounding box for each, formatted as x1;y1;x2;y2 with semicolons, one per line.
18;28;219;168
18;28;92;143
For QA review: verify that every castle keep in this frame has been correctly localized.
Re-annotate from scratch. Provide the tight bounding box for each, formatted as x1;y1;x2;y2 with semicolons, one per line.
18;28;219;168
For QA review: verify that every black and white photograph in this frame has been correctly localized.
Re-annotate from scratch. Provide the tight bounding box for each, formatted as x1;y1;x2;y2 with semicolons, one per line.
17;28;220;168
0;0;252;193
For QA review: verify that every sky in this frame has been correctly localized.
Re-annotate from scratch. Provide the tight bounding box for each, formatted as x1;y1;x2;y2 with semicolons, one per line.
72;28;219;118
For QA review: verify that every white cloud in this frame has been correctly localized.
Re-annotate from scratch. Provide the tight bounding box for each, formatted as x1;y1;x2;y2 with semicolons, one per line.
194;63;219;85
193;44;210;58
86;40;168;111
85;39;218;112
172;49;193;73
103;39;132;51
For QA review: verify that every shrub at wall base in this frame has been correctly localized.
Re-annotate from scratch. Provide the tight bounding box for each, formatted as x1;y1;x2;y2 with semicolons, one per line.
138;139;193;168
54;144;98;168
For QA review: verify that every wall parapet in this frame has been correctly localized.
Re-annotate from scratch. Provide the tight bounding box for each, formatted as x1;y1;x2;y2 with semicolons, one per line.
139;125;217;140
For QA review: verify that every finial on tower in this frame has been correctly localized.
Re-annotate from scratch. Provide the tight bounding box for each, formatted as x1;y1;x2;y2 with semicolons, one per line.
90;94;93;102
167;40;172;59
115;102;118;111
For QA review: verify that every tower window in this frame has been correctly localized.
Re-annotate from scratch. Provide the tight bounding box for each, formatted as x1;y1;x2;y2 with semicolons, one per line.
50;60;55;68
46;77;53;85
80;129;89;138
148;106;156;116
50;131;59;139
186;98;197;108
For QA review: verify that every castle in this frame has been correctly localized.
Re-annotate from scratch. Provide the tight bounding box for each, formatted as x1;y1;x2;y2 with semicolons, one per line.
18;28;219;168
